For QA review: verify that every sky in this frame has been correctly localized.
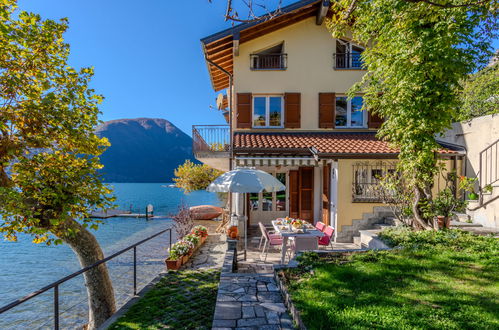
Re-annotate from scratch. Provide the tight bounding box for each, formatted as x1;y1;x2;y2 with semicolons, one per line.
16;0;499;136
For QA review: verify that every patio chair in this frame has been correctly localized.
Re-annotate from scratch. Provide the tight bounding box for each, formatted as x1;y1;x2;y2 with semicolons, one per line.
318;226;335;248
315;221;326;232
258;222;283;261
291;236;319;256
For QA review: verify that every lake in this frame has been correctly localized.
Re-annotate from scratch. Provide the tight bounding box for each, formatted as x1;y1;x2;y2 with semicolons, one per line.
0;183;221;329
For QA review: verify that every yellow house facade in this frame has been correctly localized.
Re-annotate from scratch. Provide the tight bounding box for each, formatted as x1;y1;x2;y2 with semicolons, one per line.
194;0;464;242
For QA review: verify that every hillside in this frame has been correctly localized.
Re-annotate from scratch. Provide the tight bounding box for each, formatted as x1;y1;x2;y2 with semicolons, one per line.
96;118;194;182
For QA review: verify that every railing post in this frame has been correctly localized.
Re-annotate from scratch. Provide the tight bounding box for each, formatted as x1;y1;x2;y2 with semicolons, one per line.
169;229;172;251
54;285;59;330
133;246;137;296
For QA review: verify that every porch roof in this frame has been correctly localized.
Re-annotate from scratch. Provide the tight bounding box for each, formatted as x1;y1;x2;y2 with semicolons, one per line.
233;132;464;158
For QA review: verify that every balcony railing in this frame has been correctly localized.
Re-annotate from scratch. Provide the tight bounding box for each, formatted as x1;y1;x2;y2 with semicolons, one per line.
352;162;397;202
192;125;230;154
334;53;364;69
250;53;287;70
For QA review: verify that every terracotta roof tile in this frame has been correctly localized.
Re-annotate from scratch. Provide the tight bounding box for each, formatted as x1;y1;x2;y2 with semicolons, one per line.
233;132;460;156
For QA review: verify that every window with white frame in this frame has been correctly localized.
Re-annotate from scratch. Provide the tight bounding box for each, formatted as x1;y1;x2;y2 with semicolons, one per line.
249;172;287;211
253;96;284;128
335;96;366;128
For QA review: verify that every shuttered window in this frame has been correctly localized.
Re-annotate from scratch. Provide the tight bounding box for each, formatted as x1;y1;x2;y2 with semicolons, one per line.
368;111;384;129
284;93;301;128
236;93;252;128
319;93;335;128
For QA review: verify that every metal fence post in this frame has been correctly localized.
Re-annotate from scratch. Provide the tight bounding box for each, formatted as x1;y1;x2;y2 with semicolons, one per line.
54;285;59;330
133;246;137;296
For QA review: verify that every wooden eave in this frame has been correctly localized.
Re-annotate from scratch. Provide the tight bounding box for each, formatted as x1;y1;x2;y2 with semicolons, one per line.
201;0;325;91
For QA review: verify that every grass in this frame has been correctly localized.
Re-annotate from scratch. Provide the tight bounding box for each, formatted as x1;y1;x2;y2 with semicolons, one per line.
109;269;220;330
284;229;499;330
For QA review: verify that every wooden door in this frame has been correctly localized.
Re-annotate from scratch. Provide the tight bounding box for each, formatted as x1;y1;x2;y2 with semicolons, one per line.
299;167;314;222
289;170;299;219
322;164;331;226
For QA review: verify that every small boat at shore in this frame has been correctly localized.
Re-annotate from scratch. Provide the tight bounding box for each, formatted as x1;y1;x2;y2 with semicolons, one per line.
190;205;223;220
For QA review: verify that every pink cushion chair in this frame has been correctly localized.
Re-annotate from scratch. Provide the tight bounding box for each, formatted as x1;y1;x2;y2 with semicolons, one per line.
315;221;326;232
318;226;335;247
258;222;283;261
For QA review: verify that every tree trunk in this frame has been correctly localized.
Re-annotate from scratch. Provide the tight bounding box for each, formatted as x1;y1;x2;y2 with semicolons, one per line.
412;186;432;230
56;219;116;329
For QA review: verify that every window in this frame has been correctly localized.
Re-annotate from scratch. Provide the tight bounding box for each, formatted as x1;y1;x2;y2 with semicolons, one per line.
352;162;397;202
335;96;366;128
253;96;284;128
249;172;287;212
334;39;364;69
250;43;287;70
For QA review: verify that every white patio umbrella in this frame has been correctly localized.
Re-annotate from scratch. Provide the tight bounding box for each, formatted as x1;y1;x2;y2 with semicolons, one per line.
207;168;286;259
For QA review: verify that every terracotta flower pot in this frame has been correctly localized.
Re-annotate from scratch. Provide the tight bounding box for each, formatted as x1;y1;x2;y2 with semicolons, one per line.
165;258;182;270
181;254;190;265
437;216;449;229
200;235;207;244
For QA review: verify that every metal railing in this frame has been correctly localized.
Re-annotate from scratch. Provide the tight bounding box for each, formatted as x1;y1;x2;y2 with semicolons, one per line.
192;125;230;154
0;228;172;330
334;53;363;69
250;53;287;70
479;138;499;189
352;162;397;202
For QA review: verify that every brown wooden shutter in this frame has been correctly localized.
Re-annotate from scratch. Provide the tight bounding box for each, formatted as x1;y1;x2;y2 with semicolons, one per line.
322;164;331;226
289;170;299;219
368;111;383;129
236;93;252;128
299;167;314;223
284;93;301;128
319;93;335;128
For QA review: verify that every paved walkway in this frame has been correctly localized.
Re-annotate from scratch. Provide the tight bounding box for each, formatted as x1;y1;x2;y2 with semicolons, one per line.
212;273;293;330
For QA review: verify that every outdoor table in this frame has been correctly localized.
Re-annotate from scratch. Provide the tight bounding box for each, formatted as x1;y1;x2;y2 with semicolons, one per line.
272;219;324;264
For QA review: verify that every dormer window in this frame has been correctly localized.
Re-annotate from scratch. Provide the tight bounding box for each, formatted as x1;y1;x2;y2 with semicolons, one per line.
334;39;364;69
250;43;287;70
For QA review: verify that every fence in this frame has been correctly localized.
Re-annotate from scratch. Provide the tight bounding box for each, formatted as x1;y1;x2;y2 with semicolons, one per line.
0;228;172;329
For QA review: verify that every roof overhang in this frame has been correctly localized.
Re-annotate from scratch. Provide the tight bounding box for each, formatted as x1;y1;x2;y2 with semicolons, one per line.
201;0;327;91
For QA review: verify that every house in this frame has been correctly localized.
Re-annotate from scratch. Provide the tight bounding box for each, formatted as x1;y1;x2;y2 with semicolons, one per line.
194;0;465;242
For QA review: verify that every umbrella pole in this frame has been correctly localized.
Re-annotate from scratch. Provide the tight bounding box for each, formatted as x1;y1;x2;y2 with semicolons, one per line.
244;192;247;260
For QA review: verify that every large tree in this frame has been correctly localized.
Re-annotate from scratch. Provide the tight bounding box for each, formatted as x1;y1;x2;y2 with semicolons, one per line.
327;0;497;228
0;1;115;328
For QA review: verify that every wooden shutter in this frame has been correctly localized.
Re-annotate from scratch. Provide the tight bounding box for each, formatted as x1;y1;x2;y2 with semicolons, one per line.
299;167;314;222
368;110;383;129
322;164;331;226
289;170;299;219
319;93;335;128
237;93;252;128
284;93;301;128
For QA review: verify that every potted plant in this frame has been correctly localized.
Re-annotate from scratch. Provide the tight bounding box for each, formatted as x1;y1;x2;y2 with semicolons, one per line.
432;188;466;229
165;242;184;270
183;234;201;251
177;240;195;264
191;225;208;243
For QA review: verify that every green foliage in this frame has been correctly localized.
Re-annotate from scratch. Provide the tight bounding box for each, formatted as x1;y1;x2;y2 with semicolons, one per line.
183;233;200;246
0;0;114;244
286;229;499;329
173;160;223;193
457;62;499;121
327;0;497;226
109;269;220;330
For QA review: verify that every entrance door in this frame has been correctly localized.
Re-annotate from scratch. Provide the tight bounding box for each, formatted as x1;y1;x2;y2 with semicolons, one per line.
330;162;338;232
289;167;314;222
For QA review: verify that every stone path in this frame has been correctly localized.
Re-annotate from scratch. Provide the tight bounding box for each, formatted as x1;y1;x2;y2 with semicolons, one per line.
212;273;294;330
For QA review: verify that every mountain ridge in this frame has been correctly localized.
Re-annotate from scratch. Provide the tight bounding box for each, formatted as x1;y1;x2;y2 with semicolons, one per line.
96;118;194;182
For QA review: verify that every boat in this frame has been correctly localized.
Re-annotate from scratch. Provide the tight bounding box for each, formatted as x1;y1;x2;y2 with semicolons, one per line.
189;205;223;220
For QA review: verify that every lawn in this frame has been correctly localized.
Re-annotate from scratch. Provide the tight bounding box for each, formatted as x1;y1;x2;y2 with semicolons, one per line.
283;228;499;330
109;269;220;330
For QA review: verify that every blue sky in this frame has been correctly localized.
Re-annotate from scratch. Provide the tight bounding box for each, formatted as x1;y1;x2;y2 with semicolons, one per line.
17;1;499;136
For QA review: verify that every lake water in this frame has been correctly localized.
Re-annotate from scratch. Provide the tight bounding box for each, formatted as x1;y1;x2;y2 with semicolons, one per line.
0;183;221;329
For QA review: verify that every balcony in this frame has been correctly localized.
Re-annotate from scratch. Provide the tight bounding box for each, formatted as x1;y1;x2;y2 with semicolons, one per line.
192;125;230;171
334;53;364;70
250;53;287;70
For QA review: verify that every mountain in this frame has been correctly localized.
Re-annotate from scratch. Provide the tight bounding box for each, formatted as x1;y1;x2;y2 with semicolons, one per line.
96;118;195;182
